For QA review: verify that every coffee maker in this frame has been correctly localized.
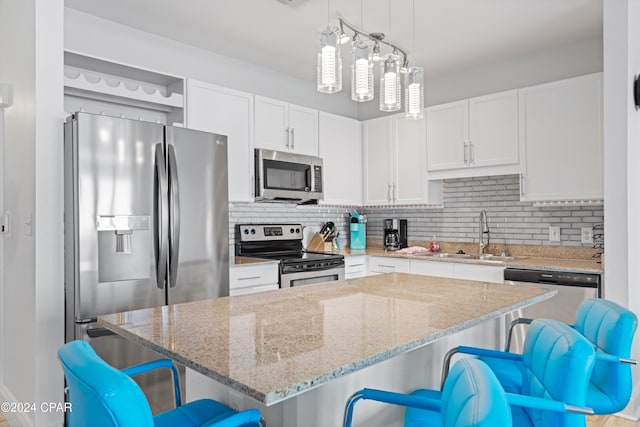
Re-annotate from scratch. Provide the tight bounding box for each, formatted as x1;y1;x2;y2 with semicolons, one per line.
383;219;407;251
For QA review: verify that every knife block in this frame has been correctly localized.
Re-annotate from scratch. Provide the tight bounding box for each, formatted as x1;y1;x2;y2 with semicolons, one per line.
306;233;326;252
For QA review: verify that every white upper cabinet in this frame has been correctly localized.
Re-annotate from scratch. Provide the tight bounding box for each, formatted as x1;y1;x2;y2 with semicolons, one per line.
254;95;318;156
427;90;519;178
426;100;468;171
319;112;362;206
393;114;430;204
363;116;393;205
518;73;603;202
363;113;442;206
186;79;254;202
468;91;519;168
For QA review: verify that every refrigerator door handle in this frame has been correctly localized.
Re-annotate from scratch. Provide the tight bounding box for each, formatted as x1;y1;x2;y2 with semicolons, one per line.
154;143;169;290
167;144;180;289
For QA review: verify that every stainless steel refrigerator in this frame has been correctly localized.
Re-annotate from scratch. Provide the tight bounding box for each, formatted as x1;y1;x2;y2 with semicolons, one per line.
64;112;229;412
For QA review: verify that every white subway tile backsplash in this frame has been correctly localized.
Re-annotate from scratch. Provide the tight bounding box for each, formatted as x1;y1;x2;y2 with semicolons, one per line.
227;174;602;249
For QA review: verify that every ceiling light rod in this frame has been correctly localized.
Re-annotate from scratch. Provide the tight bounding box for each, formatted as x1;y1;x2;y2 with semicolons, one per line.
339;17;409;68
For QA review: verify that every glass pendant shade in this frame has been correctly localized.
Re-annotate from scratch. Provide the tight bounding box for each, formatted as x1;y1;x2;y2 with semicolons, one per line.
404;66;424;119
379;54;401;112
317;26;342;93
351;39;373;102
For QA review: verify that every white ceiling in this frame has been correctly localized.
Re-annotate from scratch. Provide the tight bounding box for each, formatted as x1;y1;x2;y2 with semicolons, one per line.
64;0;603;82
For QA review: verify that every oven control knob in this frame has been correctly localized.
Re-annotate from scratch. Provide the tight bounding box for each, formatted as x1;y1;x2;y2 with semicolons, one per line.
290;228;294;234
243;229;249;235
251;229;256;235
295;228;300;233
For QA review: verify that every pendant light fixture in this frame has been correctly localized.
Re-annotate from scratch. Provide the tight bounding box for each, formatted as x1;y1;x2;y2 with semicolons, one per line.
316;0;342;93
351;36;373;102
404;0;424;119
351;1;373;102
379;1;401;112
319;1;424;119
380;52;401;111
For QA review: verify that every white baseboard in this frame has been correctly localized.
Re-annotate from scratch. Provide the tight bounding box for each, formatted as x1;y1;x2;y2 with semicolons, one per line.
0;384;34;427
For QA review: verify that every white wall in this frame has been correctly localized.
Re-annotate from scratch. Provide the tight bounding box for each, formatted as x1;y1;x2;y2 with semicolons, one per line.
64;8;358;120
603;0;640;419
0;0;64;426
358;36;603;120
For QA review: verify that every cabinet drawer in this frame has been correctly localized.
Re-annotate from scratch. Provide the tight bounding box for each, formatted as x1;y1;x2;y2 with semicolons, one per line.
229;264;279;291
368;256;410;274
230;284;279;296
345;256;366;276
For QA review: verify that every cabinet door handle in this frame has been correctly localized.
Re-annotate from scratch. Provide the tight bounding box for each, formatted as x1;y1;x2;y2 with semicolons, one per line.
463;142;468;164
291;128;295;149
387;184;392;203
520;174;526;197
469;141;475;165
238;276;261;281
285;127;290;149
393;183;397;203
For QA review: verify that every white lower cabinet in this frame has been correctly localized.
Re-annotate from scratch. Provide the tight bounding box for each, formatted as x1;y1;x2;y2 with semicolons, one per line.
409;259;454;278
345;256;367;279
229;263;279;296
409;259;504;283
367;256;410;274
451;263;505;283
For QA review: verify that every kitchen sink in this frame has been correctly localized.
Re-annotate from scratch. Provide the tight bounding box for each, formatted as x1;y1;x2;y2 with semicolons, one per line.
417;252;524;263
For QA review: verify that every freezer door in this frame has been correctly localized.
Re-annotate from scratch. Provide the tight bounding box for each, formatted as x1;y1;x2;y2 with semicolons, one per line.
68;113;166;321
165;126;229;304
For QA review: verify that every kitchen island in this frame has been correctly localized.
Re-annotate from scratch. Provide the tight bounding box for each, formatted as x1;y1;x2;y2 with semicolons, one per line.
99;273;555;426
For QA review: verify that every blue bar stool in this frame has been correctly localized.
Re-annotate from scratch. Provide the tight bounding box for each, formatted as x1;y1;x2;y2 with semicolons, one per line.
58;340;263;427
484;298;637;414
343;357;593;427
438;319;596;427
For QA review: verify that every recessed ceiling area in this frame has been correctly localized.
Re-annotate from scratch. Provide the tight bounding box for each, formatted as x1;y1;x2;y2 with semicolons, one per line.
64;0;603;83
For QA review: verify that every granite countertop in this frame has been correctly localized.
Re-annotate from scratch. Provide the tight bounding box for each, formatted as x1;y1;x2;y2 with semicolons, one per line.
99;273;555;405
336;248;603;274
231;256;279;266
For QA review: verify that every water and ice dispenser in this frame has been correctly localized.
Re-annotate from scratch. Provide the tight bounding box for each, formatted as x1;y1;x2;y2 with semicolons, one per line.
96;215;151;282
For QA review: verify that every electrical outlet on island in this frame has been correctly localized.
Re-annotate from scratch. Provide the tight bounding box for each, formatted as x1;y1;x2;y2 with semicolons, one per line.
549;226;560;242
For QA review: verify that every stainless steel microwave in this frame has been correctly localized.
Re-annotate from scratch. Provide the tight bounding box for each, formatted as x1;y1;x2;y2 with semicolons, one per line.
254;149;323;204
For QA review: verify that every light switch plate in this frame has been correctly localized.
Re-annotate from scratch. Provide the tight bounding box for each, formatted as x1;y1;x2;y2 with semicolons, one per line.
581;227;594;244
549;226;560;242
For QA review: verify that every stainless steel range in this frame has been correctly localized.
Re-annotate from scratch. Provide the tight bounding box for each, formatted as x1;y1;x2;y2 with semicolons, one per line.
236;224;345;287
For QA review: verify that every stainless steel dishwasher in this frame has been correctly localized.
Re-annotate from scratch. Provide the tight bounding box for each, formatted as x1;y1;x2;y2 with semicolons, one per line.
503;267;602;352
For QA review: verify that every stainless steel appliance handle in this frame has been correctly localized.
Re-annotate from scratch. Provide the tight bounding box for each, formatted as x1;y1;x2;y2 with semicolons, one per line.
86;327;116;338
291;128;295;149
167;144;180;289
154;144;169;290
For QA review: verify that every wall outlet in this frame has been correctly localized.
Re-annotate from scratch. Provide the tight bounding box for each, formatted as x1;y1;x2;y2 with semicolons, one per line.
228;390;244;411
549;226;560;242
581;227;594;244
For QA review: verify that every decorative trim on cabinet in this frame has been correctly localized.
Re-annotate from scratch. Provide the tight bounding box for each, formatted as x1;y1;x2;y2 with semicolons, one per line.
532;200;603;207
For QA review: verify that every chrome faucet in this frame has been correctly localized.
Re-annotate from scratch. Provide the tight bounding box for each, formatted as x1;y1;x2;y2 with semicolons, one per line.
479;210;490;254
